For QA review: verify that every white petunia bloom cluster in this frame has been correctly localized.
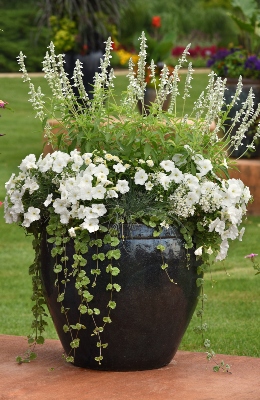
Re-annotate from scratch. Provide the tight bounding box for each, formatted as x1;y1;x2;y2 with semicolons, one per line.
4;149;251;262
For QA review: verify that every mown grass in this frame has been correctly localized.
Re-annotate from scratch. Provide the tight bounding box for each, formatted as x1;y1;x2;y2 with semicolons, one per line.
0;73;259;356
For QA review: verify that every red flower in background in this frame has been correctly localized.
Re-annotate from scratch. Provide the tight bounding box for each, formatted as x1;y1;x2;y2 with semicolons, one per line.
151;16;161;28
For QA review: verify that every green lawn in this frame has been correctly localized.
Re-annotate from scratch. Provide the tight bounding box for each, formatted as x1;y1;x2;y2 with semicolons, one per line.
1;73;259;357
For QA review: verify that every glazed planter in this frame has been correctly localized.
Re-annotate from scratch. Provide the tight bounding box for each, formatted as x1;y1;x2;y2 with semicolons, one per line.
224;78;260;159
40;224;201;371
64;50;104;99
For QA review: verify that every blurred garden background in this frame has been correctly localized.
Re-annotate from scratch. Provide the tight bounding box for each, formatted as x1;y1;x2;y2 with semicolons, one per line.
0;0;260;359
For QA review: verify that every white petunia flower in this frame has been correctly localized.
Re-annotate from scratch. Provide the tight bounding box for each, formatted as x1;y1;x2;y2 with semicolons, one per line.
145;181;154;191
92;203;107;216
134;169;148;185
169;168;183;183
80;218;99;233
19;154;37;172
113;163;126;173
93;164;109;177
22;207;40;227
106;189;118;198
208;217;225;234
194;246;203;256
68;227;76;237
146;159;154;167
92;184;106;199
160;160;175;172
44;194;53;207
196;159;213;176
115;180;129;194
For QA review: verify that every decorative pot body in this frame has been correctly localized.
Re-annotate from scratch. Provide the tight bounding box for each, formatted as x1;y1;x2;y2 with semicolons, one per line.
224;78;260;159
40;224;201;371
137;88;171;115
64;50;104;100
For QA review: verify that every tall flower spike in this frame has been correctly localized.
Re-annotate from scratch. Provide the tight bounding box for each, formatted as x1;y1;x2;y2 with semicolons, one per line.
136;32;147;101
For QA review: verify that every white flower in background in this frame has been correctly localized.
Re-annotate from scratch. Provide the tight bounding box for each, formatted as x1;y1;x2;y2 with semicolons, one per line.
208;217;225;234
160;160;175;172
23;177;39;194
115;180;129;194
215;239;229;261
157;172;171;189
92;184;106;199
78;175;93;192
95;172;109;183
53;198;70;214
19;154;37;172
80;218;99;233
145;181;154;191
68;227;76;237
183;174;199;188
169;168;183;184
226;181;243;199
194;246;203;256
134;169;148;185
52;152;70;173
242;186;251;203
82;153;93;161
113;163;126;173
60;209;71;224
80;184;94;201
106;189;118;198
67;186;81;204
196;159;213;176
92;203;107;216
93;164;109;177
206;246;213;255
10;190;24;204
85;163;96;174
186;191;200;206
225;205;242;225
238;227;245;241
93;156;104;164
22;206;40;227
146;159;154;167
44;194;53;207
37;153;53;172
104;153;113;161
221;224;238;240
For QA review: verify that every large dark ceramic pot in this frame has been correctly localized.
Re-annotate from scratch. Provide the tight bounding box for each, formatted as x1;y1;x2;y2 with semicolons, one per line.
40;224;201;371
64;50;104;100
224;78;260;158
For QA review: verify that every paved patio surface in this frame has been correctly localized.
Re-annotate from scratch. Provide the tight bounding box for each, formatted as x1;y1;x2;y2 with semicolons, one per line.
0;335;259;400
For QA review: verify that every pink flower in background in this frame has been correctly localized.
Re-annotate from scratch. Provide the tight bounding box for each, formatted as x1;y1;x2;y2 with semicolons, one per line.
0;100;8;108
0;201;3;207
244;253;258;258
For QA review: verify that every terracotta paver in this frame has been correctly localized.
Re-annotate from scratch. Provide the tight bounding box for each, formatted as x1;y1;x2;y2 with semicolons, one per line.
0;335;259;400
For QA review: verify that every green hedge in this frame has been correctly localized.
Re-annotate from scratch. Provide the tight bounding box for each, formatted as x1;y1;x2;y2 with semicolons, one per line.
0;8;49;72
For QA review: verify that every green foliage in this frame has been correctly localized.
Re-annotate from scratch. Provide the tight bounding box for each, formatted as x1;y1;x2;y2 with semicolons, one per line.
0;8;49;72
228;0;260;53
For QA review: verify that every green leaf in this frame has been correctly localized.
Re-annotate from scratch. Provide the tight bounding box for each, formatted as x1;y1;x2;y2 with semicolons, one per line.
53;264;62;273
103;316;112;323
29;352;37;360
113;283;121;292
196;278;204;287
108;300;116;309
106;249;121;260
36;336;45;345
